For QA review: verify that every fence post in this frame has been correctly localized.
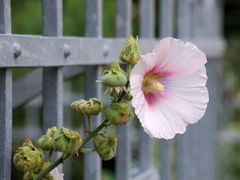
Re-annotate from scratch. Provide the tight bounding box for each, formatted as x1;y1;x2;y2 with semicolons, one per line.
84;0;102;180
159;1;175;180
42;0;64;172
139;0;154;172
116;1;132;180
176;0;222;180
0;0;12;180
42;0;63;130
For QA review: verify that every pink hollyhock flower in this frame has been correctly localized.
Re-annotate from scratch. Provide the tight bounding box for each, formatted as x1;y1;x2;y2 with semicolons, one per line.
130;37;209;139
50;168;64;180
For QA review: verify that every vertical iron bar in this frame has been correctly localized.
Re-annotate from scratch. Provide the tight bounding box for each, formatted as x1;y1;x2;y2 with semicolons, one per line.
139;0;154;172
116;0;131;37
42;0;63;172
159;1;175;180
0;0;11;34
42;0;63;131
140;0;154;38
176;1;193;179
0;69;12;180
84;0;102;180
160;140;172;180
160;0;174;37
116;1;131;180
176;1;220;180
176;1;196;180
0;0;12;180
177;0;192;38
43;68;63;129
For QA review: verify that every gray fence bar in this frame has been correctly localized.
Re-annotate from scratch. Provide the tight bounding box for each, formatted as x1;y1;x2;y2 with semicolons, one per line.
160;140;173;180
160;0;174;37
84;0;102;180
116;0;131;37
177;0;192;38
42;0;63;132
43;68;64;129
0;0;12;179
0;35;223;68
0;69;12;180
176;0;221;180
176;0;198;179
42;0;62;36
140;0;154;38
139;0;154;172
116;1;131;180
159;1;175;180
0;0;11;34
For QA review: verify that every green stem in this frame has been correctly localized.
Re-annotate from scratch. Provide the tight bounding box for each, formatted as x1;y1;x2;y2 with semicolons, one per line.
36;154;66;180
80;147;95;153
82;119;108;146
118;64;131;102
127;64;132;78
48;151;53;162
87;115;92;133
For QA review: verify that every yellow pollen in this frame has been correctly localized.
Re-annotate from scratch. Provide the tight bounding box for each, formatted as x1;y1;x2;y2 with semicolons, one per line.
142;74;164;94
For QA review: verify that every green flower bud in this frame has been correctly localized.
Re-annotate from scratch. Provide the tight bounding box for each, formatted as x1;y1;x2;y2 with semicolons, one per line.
13;139;45;173
54;128;82;154
101;62;127;87
36;127;57;151
106;103;134;126
71;98;103;116
71;99;86;115
93;133;117;161
120;35;141;65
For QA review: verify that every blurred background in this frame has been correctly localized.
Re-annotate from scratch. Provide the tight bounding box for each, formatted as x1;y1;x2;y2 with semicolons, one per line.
10;0;240;179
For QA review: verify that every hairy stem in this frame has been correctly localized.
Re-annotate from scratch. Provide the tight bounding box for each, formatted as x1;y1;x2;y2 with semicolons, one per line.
87;115;92;133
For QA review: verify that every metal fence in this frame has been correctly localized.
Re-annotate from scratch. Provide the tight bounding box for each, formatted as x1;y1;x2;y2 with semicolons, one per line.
0;0;224;180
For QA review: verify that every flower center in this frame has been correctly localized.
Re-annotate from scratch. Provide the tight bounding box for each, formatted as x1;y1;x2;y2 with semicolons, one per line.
142;74;164;95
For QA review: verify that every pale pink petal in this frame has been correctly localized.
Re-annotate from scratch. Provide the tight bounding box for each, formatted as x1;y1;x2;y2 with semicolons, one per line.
162;86;209;124
135;99;187;139
161;66;207;88
152;37;207;77
50;168;64;180
161;67;209;124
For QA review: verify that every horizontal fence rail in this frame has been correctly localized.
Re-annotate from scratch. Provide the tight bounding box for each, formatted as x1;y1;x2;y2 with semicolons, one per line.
0;35;224;67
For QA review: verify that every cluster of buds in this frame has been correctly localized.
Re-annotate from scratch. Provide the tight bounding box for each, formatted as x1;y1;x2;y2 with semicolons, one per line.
14;36;141;179
71;98;103;116
37;127;82;155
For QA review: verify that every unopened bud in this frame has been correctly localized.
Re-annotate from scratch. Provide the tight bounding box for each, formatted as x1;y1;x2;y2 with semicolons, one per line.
71;98;103;116
120;35;141;65
54;128;82;154
106;103;134;126
37;127;57;151
93;133;117;161
13;139;44;173
101;62;127;87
